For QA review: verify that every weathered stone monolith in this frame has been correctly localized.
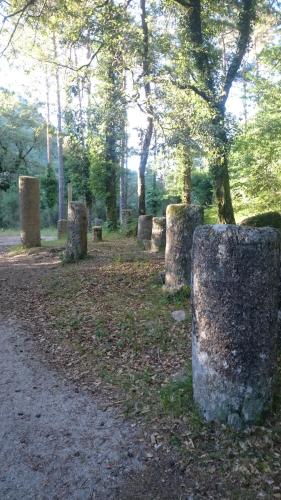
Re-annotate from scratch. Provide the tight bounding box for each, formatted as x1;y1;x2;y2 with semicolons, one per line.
165;204;203;290
151;217;166;252
192;224;280;428
57;219;68;239
65;202;87;261
121;209;132;231
19;176;41;248
137;215;152;249
93;226;102;242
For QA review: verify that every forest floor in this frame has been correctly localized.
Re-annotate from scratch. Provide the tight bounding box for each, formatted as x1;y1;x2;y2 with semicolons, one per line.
0;234;281;499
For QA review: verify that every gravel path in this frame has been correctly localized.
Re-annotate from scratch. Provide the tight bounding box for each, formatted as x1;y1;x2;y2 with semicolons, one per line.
0;320;144;499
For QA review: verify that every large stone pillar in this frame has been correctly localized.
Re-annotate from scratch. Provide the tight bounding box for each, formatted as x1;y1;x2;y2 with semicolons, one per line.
65;202;87;261
151;217;166;252
165;204;203;290
192;224;280;428
19;176;41;247
121;209;132;232
137;215;152;249
57;219;68;239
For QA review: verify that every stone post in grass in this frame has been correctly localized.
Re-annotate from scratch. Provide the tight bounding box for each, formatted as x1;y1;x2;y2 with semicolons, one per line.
93;226;102;242
151;217;166;252
137;215;153;250
165;204;203;290
19;176;41;247
57;219;68;239
192;224;280;428
121;209;132;232
65;202;87;261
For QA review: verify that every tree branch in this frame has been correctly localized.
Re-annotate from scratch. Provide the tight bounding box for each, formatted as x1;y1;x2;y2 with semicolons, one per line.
0;0;37;56
222;0;256;104
1;0;36;20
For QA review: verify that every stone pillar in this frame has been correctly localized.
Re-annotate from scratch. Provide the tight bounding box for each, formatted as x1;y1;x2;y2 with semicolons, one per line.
137;215;152;250
19;176;41;248
93;226;102;242
165;204;203;290
65;202;87;261
67;182;72;206
192;224;280;428
151;217;166;252
121;209;132;231
57;219;68;239
94;218;103;227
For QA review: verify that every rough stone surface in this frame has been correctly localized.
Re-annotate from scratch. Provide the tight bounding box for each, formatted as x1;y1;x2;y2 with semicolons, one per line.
151;217;166;253
137;215;153;249
93;226;103;242
278;310;281;347
57;219;68;239
19;176;41;248
121;209;133;231
65;202;87;261
171;310;186;322
165;204;203;290
192;224;280;428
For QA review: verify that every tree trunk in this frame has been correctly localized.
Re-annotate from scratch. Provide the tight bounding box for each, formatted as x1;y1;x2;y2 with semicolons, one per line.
177;143;192;205
210;109;235;224
53;34;65;220
105;125;118;229
120;135;127;224
45;67;51;170
138;0;153;216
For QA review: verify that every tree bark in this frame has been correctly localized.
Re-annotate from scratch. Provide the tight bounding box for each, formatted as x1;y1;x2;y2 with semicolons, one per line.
120;132;128;224
104;117;118;229
210;107;235;224
177;143;192;205
53;34;65;221
45;67;51;170
138;0;153;216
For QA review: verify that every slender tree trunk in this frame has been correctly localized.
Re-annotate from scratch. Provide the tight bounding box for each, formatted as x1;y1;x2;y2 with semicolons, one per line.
105;130;118;229
138;117;153;215
120;133;128;224
45;67;52;226
177;143;192;205
210;108;235;224
138;0;153;215
53;34;65;220
45;67;51;170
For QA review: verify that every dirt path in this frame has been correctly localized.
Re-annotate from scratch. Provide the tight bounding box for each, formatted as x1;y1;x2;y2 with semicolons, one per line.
0;319;147;499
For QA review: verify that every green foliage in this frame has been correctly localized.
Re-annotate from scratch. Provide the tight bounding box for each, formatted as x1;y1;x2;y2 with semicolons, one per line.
41;167;57;209
191;170;213;206
0;89;51;228
0;89;45;185
230;54;281;215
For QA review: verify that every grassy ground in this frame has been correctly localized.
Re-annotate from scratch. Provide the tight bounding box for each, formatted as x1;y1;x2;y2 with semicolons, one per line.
1;235;281;498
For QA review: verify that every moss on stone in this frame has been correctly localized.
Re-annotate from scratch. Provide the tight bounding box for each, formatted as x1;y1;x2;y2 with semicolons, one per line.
167;204;188;220
240;211;281;230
